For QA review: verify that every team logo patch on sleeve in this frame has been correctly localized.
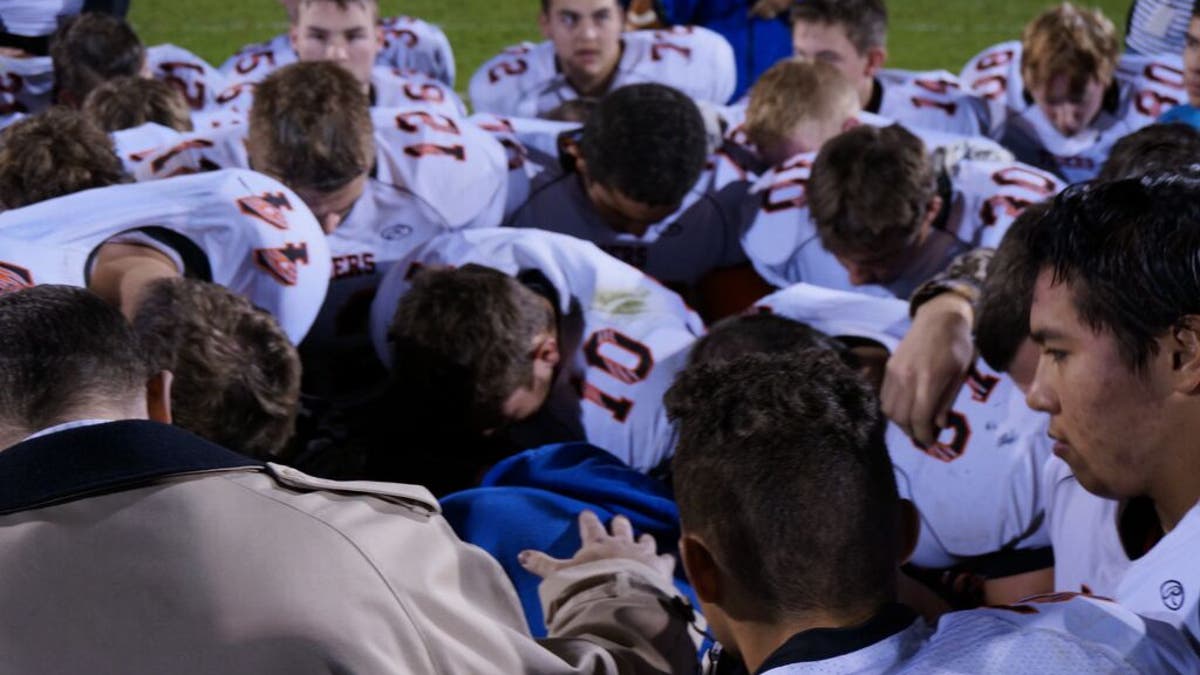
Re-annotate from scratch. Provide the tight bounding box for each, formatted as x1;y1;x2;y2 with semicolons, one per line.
0;261;34;294
253;243;310;286
238;192;294;230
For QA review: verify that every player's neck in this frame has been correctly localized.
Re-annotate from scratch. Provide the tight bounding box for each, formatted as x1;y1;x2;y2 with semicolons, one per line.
730;603;891;673
1149;451;1200;533
564;41;623;99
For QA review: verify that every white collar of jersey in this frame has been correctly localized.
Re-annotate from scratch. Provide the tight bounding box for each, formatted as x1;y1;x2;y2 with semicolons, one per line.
756;603;919;673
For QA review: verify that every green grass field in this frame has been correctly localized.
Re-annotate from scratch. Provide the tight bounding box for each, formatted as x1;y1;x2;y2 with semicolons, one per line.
129;1;1133;91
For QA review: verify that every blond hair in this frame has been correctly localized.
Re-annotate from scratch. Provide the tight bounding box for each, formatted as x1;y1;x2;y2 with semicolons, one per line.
1021;3;1119;93
745;59;860;157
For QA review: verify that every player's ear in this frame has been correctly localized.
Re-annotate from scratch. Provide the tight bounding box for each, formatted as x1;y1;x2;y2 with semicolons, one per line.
842;115;861;133
864;46;887;78
146;370;173;425
679;534;721;604
917;194;944;240
289;21;301;52
533;332;560;369
1169;316;1200;394
896;498;920;565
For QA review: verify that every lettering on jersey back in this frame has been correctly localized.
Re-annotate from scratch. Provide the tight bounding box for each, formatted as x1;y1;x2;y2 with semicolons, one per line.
149;138;217;176
332;253;377;280
238;192;294;230
917;411;971;463
966;365;1001;403
233;51;275;76
0;261;34;294
254;242;310;286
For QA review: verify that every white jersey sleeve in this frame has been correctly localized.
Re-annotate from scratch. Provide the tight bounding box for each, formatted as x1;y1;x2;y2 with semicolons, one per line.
378;15;456;88
369;67;466;117
898;594;1200;674
146;44;233;113
0;54;53;117
468;113;576;218
218;34;296;84
371;107;508;230
876;69;990;137
369;227;702;472
756;284;1054;572
0;169;331;343
0;233;89;293
468;41;553;118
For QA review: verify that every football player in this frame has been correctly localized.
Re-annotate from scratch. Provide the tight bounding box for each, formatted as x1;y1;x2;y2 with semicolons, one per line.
789;0;989;137
221;0;455;87
0;168;331;343
83;75;194;133
469;0;736;118
216;0;464;117
747;283;1054;607
668;350;1196;674
973;177;1200;642
0;107;127;209
504;83;753;318
961;3;1186;183
741;123;1061;298
367;227;703;491
119;63;507;402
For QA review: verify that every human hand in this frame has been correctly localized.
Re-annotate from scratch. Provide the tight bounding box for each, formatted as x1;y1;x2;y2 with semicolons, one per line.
519;511;675;579
882;293;975;447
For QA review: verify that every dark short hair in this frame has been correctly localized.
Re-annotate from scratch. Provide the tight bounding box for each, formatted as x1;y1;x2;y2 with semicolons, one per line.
1018;173;1200;371
580;83;707;208
790;0;889;53
688;312;847;367
0;286;149;437
540;0;621;13
809;124;934;256
132;278;301;459
50;12;145;106
975;204;1049;372
1098;123;1200;181
387;264;555;434
249;61;374;192
666;350;898;616
0;107;127;208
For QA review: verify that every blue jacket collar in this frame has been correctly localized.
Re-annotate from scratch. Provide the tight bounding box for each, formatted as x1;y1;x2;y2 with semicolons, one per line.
0;420;263;516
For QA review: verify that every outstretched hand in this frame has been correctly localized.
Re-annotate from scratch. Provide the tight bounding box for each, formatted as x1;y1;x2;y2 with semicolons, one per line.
519;511;675;579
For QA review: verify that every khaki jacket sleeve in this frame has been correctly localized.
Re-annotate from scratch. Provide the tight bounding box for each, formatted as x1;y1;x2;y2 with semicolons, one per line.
908;247;995;318
538;559;703;675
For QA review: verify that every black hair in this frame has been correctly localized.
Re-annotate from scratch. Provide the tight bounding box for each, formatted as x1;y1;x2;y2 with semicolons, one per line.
580;83;708;208
1098;123;1200;181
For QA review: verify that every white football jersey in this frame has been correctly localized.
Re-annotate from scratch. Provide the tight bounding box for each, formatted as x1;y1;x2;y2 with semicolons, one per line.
0;169;331;342
219;15;455;87
505;167;747;287
469;26;737;118
873;69;990;137
145;44;232;113
0;232;89;293
757;283;1053;573
369;227;703;472
1047;454;1200;640
893;594;1200;674
119;107;508;232
960;41;1186;182
0;1;82;38
212;65;466;118
468;113;576;218
740;151;1063;298
0;54;53;120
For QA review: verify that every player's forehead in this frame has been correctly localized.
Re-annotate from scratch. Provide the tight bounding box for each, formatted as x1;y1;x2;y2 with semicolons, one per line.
295;0;377;28
544;0;621;17
792;19;858;54
1029;268;1085;340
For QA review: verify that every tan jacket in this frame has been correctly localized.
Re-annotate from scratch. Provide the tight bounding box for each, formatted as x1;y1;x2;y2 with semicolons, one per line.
0;421;699;674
